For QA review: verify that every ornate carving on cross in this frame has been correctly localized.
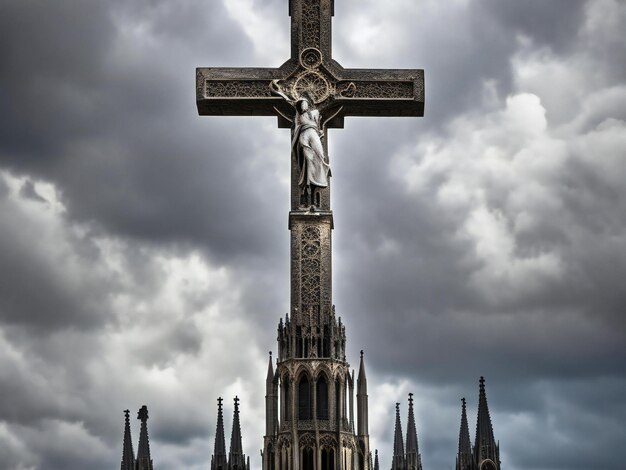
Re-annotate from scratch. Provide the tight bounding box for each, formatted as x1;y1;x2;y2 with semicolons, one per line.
197;0;424;210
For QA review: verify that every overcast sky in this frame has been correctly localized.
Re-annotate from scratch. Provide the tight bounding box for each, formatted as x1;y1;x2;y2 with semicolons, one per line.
1;0;625;469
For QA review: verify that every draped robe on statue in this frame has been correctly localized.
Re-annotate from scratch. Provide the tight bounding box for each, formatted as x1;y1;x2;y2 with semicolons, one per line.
291;108;331;190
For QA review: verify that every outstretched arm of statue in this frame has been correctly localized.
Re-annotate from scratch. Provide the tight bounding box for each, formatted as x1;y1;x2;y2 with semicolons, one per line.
270;80;296;124
270;80;295;104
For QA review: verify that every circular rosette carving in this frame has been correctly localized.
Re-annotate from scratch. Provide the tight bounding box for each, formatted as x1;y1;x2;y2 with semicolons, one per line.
292;71;331;104
300;48;323;69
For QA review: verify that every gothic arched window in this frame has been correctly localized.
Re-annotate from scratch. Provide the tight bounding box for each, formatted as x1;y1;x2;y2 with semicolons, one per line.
316;375;329;420
358;441;365;470
335;380;341;423
298;375;311;420
321;447;335;470
283;376;291;421
267;444;275;470
480;460;497;470
296;326;303;357
302;447;314;470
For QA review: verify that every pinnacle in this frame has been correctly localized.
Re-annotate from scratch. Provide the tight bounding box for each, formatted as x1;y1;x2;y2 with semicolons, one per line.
474;377;498;465
406;393;419;455
231;396;242;454
136;405;153;470
458;397;472;456
211;397;228;470
392;402;405;470
120;409;135;470
266;352;274;385
357;350;367;395
229;396;246;470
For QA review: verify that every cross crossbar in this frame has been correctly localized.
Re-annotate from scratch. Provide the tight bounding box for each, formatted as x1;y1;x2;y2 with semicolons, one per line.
196;0;424;129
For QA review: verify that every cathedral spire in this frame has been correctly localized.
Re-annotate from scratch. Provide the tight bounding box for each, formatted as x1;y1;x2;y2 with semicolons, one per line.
357;350;371;470
357;350;367;395
120;410;135;470
136;405;153;470
266;351;274;389
356;351;369;436
456;398;473;470
374;449;380;470
265;352;278;437
391;403;406;470
211;397;228;470
229;396;248;470
473;377;500;469
405;394;422;470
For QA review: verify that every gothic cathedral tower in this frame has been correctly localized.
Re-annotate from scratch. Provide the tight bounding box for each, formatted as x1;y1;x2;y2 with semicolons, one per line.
262;207;371;470
262;170;372;470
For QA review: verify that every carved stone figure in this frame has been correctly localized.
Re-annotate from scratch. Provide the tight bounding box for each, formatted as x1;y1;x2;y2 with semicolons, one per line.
270;80;331;207
293;96;331;199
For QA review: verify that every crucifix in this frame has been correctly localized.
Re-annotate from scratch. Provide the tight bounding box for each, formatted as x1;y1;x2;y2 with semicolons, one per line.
197;0;423;344
197;3;424;469
197;0;423;350
197;0;423;211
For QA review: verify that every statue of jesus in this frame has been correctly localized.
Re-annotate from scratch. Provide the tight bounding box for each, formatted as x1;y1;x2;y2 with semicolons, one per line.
270;81;331;207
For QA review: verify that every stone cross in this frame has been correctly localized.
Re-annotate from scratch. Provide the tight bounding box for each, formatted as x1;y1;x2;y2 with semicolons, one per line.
196;0;423;366
196;0;424;210
197;7;424;468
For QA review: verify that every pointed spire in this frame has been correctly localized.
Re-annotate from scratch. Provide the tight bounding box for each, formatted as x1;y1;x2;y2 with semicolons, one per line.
266;351;274;388
229;396;247;470
406;394;422;470
266;351;278;436
357;350;367;395
212;397;228;470
456;398;473;470
374;449;380;470
391;403;405;470
357;350;369;437
459;398;472;454
230;396;243;455
120;410;135;470
474;377;499;468
349;369;355;432
405;394;418;454
136;405;153;470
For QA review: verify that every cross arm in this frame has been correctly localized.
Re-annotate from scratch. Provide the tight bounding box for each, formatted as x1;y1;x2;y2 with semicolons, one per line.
196;64;297;126
326;64;424;126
